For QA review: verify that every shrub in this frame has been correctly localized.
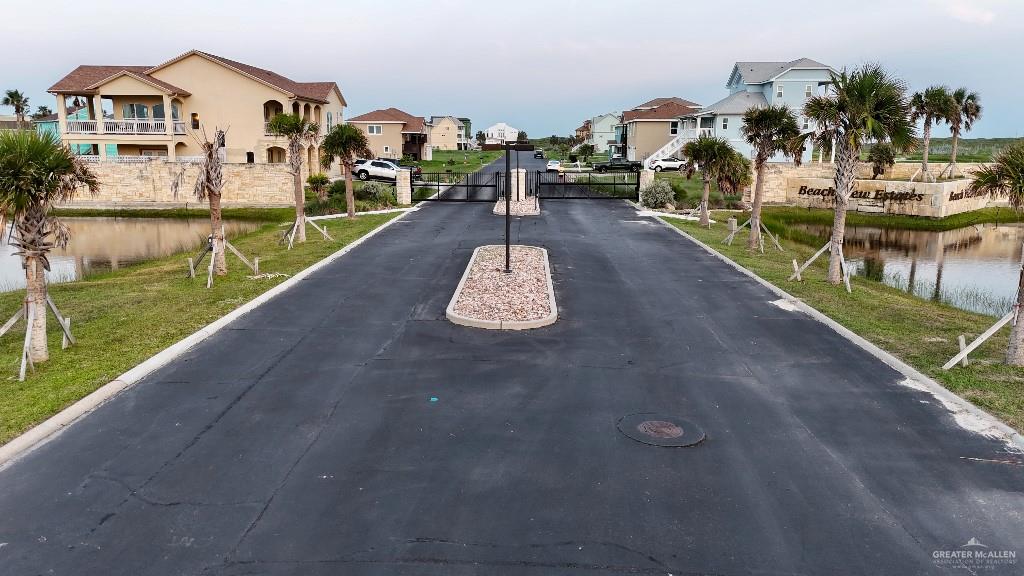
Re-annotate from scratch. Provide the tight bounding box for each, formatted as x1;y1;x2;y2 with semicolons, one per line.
640;179;674;209
306;173;330;201
355;181;396;206
327;180;346;197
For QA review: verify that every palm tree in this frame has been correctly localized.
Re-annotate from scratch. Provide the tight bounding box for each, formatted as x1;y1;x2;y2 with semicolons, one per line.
0;131;98;363
798;64;916;285
741;104;802;250
267;113;320;243
717;151;752;194
2;90;30;129
909;85;953;182
193;129;228;275
965;142;1024;365
31;105;53;120
320;124;371;218
867;143;896;179
940;88;982;178
682;134;737;227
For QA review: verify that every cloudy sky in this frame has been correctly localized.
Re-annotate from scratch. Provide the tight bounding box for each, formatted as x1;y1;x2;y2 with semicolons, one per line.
2;0;1021;138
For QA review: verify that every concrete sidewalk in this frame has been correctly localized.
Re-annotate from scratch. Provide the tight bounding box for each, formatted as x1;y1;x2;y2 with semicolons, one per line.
0;196;1021;575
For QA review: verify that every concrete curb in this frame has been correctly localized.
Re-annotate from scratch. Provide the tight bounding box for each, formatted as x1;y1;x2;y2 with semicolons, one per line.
446;245;558;331
0;210;416;470
650;213;1024;453
307;207;415;221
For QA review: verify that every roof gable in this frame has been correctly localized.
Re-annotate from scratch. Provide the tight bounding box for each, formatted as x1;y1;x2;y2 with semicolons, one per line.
85;69;191;96
730;58;833;86
623;100;699;122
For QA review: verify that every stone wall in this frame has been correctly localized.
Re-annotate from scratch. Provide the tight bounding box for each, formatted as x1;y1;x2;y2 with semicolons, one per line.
63;159;295;208
751;161;993;217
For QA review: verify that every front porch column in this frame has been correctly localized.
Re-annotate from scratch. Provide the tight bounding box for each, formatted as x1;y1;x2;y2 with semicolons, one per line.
56;95;68;134
93;95;105;134
167;143;176;162
162;94;173;137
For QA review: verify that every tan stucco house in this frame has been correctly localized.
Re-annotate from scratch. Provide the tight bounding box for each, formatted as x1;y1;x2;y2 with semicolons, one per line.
48;50;347;176
427;116;466;151
618;97;700;162
347;107;430;161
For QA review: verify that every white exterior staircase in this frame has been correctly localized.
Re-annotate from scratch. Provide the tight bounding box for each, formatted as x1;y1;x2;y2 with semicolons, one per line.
643;128;711;167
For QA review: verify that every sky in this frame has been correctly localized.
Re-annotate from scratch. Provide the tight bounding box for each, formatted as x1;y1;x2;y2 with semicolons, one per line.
2;0;1022;138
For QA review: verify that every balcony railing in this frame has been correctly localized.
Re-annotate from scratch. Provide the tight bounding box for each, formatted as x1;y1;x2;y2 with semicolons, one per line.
67;120;98;134
104;119;166;134
65;119;183;135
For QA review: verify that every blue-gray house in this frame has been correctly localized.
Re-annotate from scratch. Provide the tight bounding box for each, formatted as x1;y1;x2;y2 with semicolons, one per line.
645;58;835;166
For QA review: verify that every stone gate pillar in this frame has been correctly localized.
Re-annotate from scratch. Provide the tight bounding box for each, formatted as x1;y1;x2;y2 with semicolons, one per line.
638;169;655;205
515;168;527;201
396;169;412;205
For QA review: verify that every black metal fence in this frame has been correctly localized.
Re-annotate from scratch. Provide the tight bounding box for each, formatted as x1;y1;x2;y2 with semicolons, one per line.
531;170;639;200
413;171;504;202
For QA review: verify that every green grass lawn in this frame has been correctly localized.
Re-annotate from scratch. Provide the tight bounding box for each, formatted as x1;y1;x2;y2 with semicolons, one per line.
662;215;1024;432
413;150;503;174
0;212;401;444
863;137;1024;163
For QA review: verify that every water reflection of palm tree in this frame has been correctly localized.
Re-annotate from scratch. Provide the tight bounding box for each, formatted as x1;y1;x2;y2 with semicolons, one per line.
932;231;945;302
907;256;917;295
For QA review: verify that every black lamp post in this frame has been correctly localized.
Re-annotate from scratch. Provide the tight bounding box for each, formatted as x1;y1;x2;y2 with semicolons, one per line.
504;143;512;273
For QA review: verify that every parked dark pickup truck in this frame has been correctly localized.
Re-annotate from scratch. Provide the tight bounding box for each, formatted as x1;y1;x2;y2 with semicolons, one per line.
592;158;643;173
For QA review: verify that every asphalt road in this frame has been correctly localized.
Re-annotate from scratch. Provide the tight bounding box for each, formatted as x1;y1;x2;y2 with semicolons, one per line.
1;177;1022;574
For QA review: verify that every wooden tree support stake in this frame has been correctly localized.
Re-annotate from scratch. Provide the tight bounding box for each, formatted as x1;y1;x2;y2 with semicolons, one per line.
19;303;35;382
306;219;333;241
943;310;1016;370
789;241;831;281
792;259;801;281
47;295;75;346
187;257;195;278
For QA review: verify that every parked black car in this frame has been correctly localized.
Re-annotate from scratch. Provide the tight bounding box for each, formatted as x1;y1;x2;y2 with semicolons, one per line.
592;158;643;173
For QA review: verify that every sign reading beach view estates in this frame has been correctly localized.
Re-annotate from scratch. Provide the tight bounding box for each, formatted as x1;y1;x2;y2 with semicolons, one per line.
786;177;989;218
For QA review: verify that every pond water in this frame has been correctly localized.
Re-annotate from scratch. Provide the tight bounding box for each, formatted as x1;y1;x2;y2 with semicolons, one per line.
791;222;1024;317
0;218;261;292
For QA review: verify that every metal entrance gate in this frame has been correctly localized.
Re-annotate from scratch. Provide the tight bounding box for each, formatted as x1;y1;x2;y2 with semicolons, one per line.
414;172;505;202
531;170;639;200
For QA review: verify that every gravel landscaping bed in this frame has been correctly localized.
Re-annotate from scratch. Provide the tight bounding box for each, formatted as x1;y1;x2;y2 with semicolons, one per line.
448;245;556;328
493;198;540;216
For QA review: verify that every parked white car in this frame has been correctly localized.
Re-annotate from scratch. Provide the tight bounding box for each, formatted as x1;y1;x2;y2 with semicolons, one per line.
649;156;685;172
354;159;399;181
546;160;561;172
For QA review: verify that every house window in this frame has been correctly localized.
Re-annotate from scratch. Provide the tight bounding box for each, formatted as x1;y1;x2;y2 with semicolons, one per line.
326;111;333;131
776;84;784;99
805;84;813;98
367;124;382;135
722;117;729;130
122;103;149;119
190;113;200;129
383;145;391;153
802;117;810;130
669;121;679;135
246;151;255;163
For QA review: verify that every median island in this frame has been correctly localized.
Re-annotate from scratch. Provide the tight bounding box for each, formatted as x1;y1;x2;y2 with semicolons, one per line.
446;245;557;330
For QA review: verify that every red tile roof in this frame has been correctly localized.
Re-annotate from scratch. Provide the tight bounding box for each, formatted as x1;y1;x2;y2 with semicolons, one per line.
622;101;699;122
48;50;343;105
348;107;427;133
634;96;700;109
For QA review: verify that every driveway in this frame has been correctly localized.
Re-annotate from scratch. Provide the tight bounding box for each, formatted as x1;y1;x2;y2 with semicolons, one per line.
1;175;1022;575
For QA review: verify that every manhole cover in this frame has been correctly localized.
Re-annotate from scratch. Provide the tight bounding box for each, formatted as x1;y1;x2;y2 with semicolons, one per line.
617;413;705;447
